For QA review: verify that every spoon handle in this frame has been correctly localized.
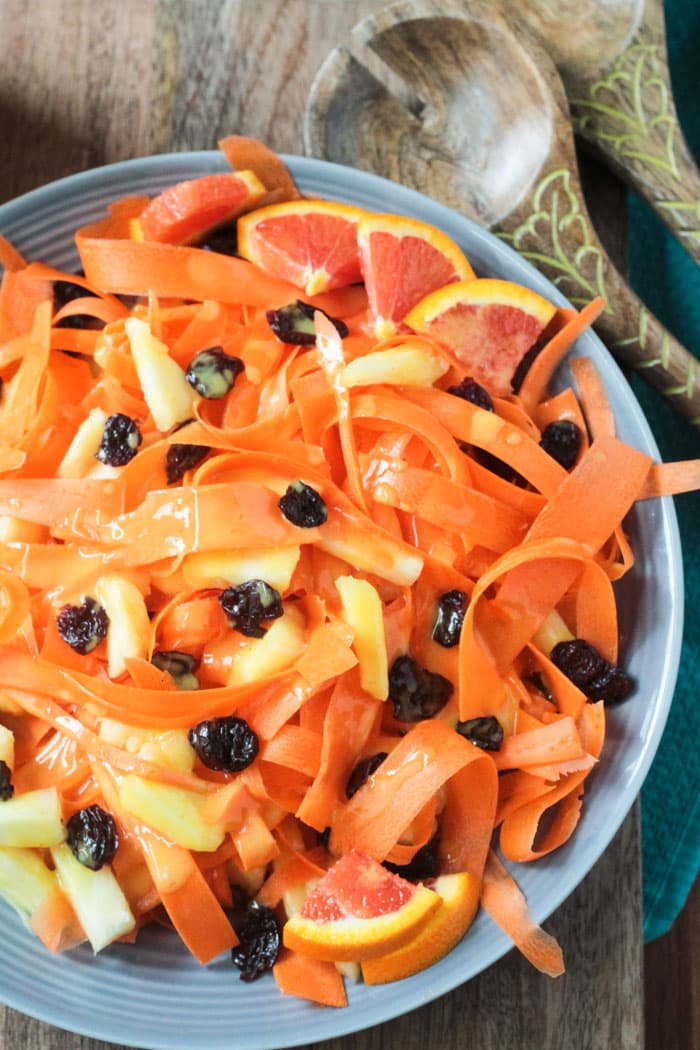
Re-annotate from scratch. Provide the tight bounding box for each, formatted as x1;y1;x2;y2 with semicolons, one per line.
567;11;700;266
500;188;700;426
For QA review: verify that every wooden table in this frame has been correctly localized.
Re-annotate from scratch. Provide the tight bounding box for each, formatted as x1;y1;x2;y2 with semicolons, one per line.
0;2;644;1048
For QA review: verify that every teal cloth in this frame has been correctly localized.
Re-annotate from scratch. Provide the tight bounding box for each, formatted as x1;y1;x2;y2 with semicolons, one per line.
628;0;700;942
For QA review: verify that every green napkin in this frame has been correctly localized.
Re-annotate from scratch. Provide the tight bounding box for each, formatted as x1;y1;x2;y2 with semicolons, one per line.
627;0;700;942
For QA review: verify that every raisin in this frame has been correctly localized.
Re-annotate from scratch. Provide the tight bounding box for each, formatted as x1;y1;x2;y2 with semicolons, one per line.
231;901;281;982
66;804;119;871
278;480;327;527
188;716;259;772
550;639;634;704
539;420;582;470
185;346;244;399
345;752;388;799
96;413;142;467
266;300;348;346
218;579;283;638
52;279;103;331
317;826;332;850
470;445;527;487
388;654;453;722
165;443;210;484
456;715;504;751
0;760;14;801
151;650;200;690
198;221;238;256
384;834;440;882
447;377;494;412
56;597;109;654
432;589;468;648
530;671;555;704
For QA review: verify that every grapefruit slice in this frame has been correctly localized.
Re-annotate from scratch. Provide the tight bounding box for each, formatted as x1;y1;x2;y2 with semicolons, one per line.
361;872;480;984
130;171;266;245
237;200;368;296
357;213;475;339
406;278;557;396
282;849;440;962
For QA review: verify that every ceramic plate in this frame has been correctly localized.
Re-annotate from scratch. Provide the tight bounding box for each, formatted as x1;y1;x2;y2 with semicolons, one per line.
0;153;683;1049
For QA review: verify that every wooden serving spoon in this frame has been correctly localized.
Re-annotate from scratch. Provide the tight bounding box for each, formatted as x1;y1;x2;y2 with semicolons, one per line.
304;0;700;426
502;0;700;267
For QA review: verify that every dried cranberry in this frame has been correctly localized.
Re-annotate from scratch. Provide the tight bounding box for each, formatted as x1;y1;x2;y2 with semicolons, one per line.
188;716;259;772
539;420;582;470
185;346;244;399
550;639;634;704
447;377;494;412
266;300;348;346
384;834;440;882
456;715;504;751
0;760;14;801
151;650;199;690
345;752;388;799
96;413;142;466
218;579;283;638
432;589;468;648
388;654;453;722
165;443;210;483
56;597;109;654
231;902;281;981
278;481;327;528
66;805;119;870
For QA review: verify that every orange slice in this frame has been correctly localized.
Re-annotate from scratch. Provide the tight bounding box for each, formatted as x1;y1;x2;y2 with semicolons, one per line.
130;172;266;245
282;849;440;962
357;213;475;339
361;872;481;984
237;200;368;296
406;278;557;396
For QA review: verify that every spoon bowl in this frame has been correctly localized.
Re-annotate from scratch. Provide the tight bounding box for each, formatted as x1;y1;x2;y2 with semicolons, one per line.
305;0;700;425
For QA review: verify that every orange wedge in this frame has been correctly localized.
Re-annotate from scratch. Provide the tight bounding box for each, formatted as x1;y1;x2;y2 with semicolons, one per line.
361;872;481;984
130;171;266;245
282;849;440;962
237;199;368;295
406;278;557;396
357;213;475;339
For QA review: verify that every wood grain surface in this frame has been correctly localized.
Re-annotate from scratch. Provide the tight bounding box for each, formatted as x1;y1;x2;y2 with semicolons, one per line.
0;3;644;1049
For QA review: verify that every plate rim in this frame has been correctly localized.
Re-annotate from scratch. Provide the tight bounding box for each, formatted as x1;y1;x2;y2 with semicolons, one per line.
0;151;684;1050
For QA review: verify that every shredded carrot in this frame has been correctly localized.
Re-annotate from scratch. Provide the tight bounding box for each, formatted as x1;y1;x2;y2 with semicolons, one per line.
0;139;696;1007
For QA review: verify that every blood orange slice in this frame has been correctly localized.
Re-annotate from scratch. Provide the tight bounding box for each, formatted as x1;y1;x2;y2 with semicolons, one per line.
361;872;481;984
131;172;266;245
357;213;475;339
406;278;556;397
282;849;440;962
237;200;368;296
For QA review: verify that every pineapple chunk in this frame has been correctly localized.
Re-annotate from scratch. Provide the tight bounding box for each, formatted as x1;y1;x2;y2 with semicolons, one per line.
335;575;388;700
182;547;300;593
98;720;195;774
0;516;48;543
0;845;57;918
119;775;225;852
532;609;574;655
0;787;65;848
0;725;14;768
319;519;423;587
95;574;151;678
342;343;448;388
56;407;108;479
50;842;135;952
125;316;195;431
228;603;306;686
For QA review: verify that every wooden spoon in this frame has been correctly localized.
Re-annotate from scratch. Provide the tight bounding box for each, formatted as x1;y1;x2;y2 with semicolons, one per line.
304;0;700;426
501;0;700;266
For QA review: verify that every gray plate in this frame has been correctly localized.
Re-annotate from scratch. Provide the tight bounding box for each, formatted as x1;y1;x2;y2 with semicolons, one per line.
0;153;683;1050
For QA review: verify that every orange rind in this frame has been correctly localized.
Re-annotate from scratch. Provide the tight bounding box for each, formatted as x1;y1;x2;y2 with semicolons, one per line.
361;872;481;985
282;849;441;962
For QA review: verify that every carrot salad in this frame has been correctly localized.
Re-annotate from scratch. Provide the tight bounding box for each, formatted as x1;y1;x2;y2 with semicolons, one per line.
0;137;696;1006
